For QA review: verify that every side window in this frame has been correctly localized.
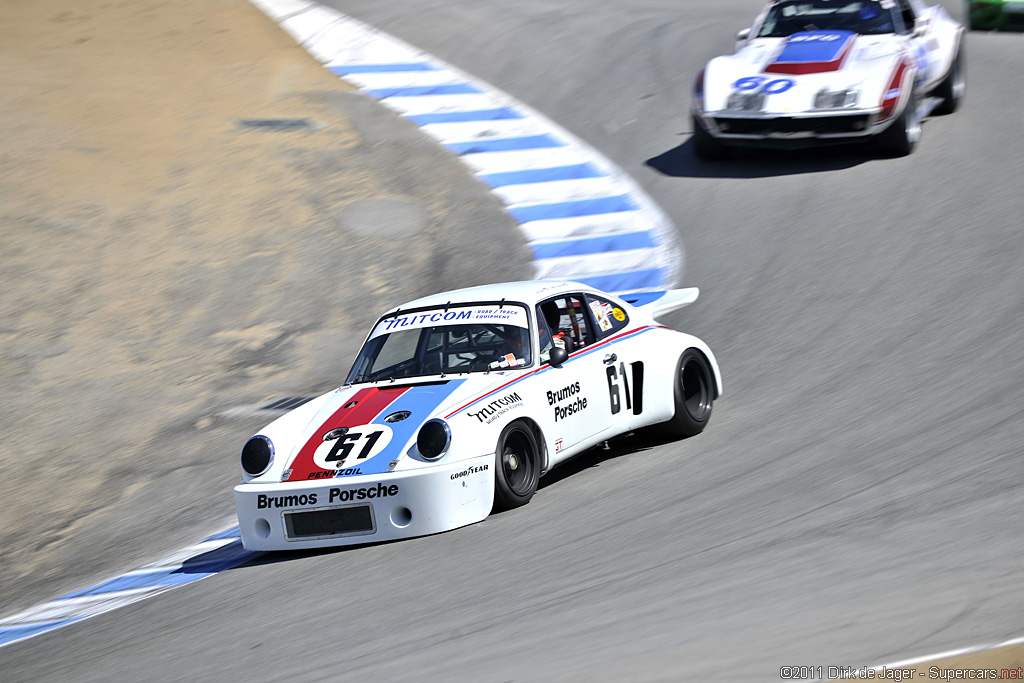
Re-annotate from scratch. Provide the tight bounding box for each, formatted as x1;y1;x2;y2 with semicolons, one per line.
585;295;630;339
537;295;593;363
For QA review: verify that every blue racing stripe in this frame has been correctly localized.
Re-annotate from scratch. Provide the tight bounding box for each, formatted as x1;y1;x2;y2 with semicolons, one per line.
530;231;656;259
508;195;637;222
407;108;523;125
479;164;604;188
366;83;482;98
576;268;668;292
0;618;85;646
329;63;438;74
446;135;564;155
772;31;854;63
350;380;466;475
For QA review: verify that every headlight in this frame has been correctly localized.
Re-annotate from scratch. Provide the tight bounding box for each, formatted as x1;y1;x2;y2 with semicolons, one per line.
814;88;859;109
726;90;765;111
417;419;451;460
241;435;274;476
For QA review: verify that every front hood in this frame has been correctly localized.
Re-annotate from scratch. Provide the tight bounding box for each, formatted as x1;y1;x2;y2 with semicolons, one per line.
279;374;511;482
704;32;904;114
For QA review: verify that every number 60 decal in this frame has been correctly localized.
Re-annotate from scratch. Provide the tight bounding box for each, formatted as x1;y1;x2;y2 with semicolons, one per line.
732;76;796;94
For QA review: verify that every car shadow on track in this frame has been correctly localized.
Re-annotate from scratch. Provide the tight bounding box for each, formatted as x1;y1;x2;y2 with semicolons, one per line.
535;431;676;493
646;136;875;179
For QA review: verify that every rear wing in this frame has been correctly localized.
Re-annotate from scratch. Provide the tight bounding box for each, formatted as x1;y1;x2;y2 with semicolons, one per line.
620;288;699;320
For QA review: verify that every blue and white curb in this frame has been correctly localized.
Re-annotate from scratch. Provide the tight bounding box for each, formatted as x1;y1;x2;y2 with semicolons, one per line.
0;525;254;648
249;0;684;293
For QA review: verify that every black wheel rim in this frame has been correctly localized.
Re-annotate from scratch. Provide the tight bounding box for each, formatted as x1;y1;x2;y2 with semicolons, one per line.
501;430;535;496
681;359;711;421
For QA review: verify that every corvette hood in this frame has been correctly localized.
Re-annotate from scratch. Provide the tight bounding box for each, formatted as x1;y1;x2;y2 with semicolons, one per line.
704;31;905;113
279;374;514;481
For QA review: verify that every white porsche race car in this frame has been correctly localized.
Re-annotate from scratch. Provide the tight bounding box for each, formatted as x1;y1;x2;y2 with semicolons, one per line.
234;281;721;551
692;0;965;158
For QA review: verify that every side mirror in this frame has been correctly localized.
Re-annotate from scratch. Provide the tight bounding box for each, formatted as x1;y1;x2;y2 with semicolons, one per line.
549;347;569;367
735;28;750;53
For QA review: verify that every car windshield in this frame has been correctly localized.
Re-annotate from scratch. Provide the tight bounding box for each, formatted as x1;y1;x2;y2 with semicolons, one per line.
346;303;533;383
757;0;899;37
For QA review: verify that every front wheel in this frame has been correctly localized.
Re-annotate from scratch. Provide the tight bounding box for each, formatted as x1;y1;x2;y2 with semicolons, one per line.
875;93;921;157
691;113;730;161
493;421;540;511
651;349;714;439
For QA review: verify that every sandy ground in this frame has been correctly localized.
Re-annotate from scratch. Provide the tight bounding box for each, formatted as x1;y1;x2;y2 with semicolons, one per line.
0;0;529;616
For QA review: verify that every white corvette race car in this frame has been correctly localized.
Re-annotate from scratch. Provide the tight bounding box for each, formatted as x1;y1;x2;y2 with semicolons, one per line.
234;281;721;551
692;0;965;158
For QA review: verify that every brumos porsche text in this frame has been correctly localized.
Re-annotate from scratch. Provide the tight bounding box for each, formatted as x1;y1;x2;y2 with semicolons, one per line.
466;392;523;423
256;483;399;508
548;381;587;421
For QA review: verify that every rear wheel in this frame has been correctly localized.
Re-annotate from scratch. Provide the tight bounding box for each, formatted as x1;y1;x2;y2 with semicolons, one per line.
691;113;729;161
493;421;540;511
651;349;714;439
933;46;965;115
876;92;921;157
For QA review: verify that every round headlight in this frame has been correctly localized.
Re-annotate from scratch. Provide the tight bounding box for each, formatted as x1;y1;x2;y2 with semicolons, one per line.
241;435;274;476
417;419;451;460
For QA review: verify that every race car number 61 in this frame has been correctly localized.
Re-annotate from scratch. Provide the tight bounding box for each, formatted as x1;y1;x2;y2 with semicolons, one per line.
733;76;795;94
313;426;394;469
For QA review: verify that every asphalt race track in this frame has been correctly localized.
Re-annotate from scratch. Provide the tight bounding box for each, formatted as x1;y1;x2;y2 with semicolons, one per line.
6;1;1024;681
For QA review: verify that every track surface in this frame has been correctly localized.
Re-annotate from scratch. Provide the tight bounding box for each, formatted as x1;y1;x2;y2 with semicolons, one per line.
6;2;1024;681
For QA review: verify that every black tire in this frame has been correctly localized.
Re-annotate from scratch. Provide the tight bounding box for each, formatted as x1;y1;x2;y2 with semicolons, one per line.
875;92;921;157
651;349;714;439
691;113;729;161
493;420;540;511
933;46;965;115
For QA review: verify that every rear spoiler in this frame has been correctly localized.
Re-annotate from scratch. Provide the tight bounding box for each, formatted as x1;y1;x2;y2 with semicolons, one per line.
619;288;699;320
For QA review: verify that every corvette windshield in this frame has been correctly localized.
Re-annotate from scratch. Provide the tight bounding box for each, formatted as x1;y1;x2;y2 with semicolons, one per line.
757;1;899;37
346;303;533;383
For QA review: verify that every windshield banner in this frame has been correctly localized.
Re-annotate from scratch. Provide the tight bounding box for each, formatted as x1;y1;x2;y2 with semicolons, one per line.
369;305;529;339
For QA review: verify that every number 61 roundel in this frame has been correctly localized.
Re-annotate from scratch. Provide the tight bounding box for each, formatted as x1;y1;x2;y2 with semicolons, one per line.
312;426;394;470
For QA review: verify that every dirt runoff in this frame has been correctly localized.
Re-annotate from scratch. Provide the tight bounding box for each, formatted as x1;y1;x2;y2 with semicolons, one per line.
0;0;529;616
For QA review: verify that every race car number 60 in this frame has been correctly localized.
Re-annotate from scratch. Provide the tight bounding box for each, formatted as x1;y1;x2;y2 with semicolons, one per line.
733;76;795;94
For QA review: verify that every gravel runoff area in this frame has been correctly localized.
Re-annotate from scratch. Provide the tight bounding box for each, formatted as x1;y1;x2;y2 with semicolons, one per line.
0;0;529;617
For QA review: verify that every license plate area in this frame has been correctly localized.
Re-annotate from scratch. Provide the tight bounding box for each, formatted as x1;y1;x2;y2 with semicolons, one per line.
283;504;375;541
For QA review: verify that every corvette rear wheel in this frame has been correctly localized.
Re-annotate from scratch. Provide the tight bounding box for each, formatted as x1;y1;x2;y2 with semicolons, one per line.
876;92;920;157
933;47;965;115
652;349;714;439
493;420;540;511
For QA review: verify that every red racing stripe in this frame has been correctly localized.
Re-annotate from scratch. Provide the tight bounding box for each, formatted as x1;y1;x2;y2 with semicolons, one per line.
284;386;410;481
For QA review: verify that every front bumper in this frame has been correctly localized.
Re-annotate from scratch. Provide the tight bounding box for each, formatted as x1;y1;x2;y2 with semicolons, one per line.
969;1;1024;30
234;454;494;551
696;109;890;149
